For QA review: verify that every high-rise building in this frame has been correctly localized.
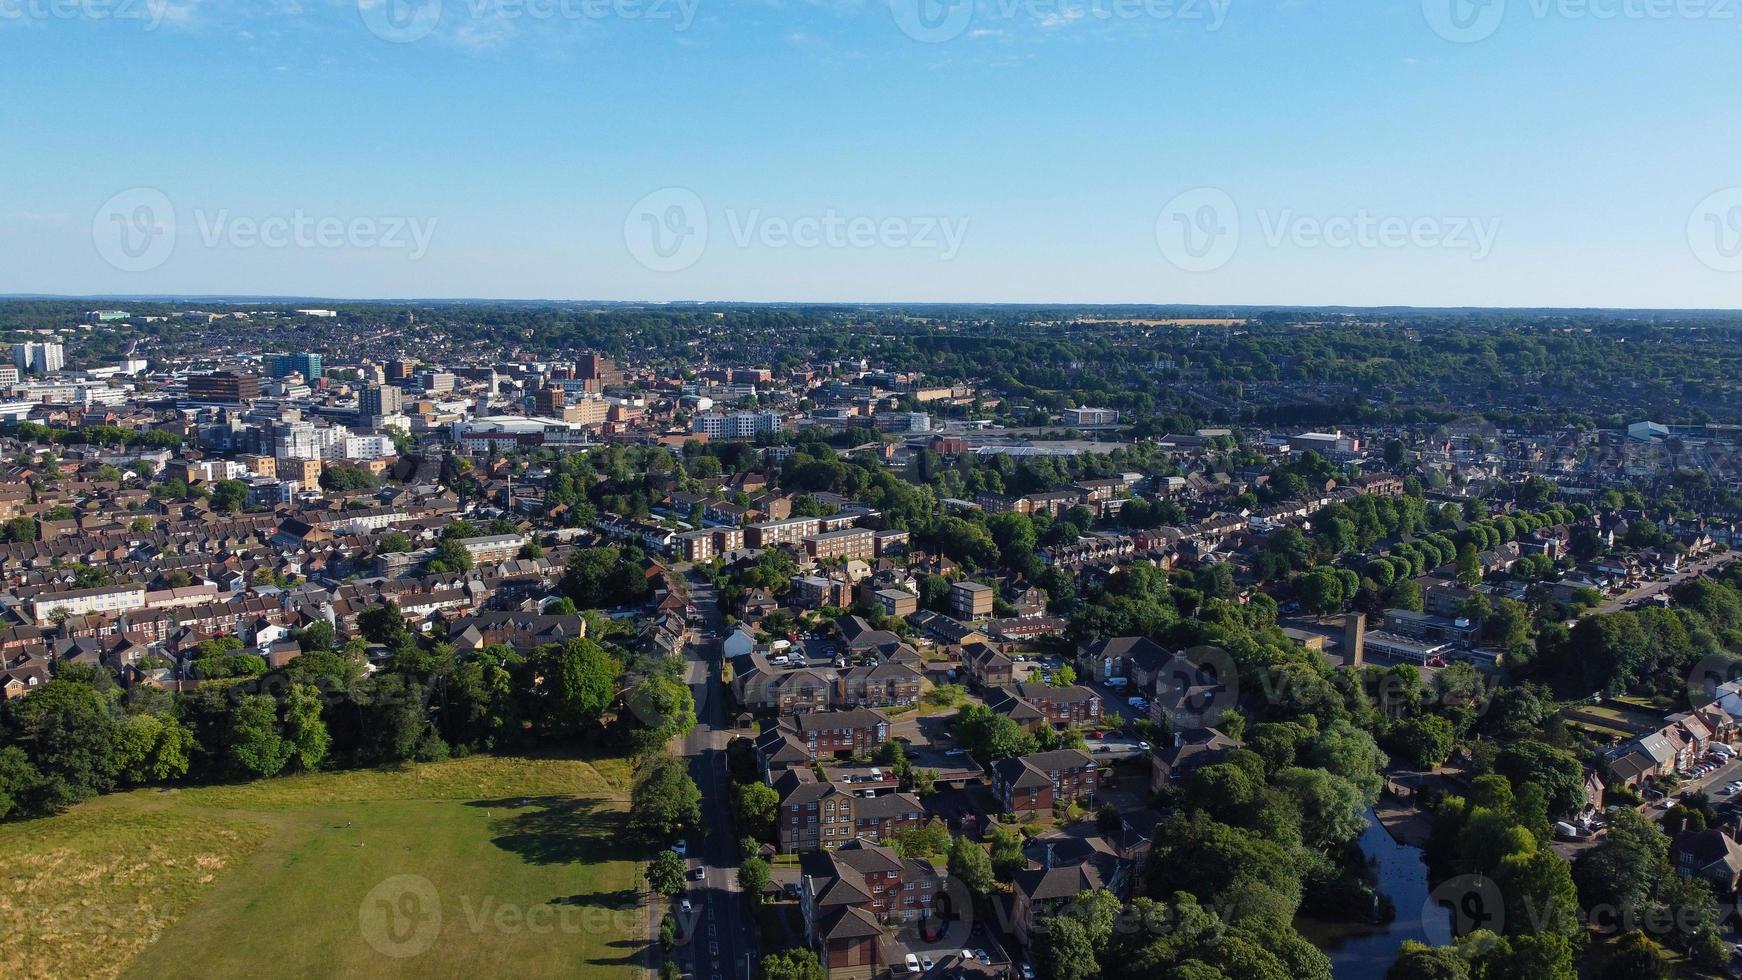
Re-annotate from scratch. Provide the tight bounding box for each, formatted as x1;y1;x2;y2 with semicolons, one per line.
360;383;404;421
417;371;455;394
386;360;416;383
532;386;566;417
576;353;626;387
13;342;64;375
269;352;323;380
186;370;261;404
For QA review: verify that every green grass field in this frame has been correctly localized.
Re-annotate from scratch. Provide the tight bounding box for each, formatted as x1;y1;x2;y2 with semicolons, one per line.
1;755;645;980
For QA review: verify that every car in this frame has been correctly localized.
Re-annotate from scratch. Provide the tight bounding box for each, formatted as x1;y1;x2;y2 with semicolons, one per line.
1138;740;1152;751
689;866;706;880
960;950;974;963
679;898;693;914
905;953;923;973
975;949;991;964
1092;730;1105;739
672;840;688;858
1022;965;1037;980
921;954;934;970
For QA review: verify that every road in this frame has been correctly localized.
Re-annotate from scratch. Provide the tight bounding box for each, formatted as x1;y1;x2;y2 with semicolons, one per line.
672;570;756;980
1595;554;1735;614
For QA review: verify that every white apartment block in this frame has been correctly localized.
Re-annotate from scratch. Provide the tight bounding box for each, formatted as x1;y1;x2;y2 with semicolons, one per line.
340;435;397;460
31;585;147;625
13;342;65;375
691;411;782;440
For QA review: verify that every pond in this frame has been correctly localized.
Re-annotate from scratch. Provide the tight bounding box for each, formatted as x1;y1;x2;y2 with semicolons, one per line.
1310;808;1445;980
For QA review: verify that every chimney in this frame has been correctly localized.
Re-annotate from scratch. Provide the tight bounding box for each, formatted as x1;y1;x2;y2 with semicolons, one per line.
1345;612;1366;668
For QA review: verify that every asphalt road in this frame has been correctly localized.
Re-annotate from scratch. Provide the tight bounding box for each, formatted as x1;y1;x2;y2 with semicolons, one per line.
1595;554;1735;615
675;570;756;980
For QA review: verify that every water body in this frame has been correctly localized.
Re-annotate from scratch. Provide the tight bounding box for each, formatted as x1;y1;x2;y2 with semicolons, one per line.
1313;808;1444;980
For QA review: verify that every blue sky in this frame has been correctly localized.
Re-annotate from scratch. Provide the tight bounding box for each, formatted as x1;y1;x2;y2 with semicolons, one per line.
3;0;1740;306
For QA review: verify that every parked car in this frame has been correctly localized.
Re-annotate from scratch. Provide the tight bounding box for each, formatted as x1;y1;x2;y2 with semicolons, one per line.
905;953;922;974
672;840;688;858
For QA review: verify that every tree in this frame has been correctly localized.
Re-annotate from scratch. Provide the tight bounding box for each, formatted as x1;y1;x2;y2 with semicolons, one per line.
1275;767;1368;850
431;537;474;572
1296;568;1347;615
282;683;330;772
1495;740;1584;817
1307;720;1388;802
738;855;772;904
297;619;336;653
536;638;620;737
646;849;684;896
0;745;47;819
1034;915;1099;980
947;834;995;895
377;530;414;554
211;479;247;514
731;781;779;839
1385;714;1456;770
1573;808;1667;924
1053;664;1078;687
988;826;1027;881
630;755;701;841
760;949;826;980
357;602;412;648
1597;931;1671;980
1455;544;1482;588
226;694;291;779
954;703;1037;762
1386;941;1469;980
113;712;193;785
8;679;120;809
